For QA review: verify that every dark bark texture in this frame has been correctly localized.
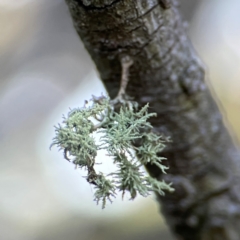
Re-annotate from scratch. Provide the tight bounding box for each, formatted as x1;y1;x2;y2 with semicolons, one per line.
65;0;240;239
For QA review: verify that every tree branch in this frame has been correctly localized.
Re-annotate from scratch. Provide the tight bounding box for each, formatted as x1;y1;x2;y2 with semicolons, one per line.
65;0;240;239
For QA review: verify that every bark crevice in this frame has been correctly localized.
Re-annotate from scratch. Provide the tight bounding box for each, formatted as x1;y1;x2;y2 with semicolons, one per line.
74;0;121;10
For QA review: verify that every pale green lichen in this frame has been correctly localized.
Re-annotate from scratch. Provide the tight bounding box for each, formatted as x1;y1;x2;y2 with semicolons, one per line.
51;96;174;208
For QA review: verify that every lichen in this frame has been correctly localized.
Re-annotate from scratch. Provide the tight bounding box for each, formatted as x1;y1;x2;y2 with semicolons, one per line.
51;95;174;208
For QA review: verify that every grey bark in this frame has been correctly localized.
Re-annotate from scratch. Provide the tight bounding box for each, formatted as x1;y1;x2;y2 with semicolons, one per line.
65;0;240;239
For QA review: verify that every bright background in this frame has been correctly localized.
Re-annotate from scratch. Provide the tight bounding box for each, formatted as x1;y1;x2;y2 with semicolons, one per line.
0;0;240;239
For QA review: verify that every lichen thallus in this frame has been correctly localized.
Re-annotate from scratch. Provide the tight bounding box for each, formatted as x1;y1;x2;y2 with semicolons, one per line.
51;55;174;208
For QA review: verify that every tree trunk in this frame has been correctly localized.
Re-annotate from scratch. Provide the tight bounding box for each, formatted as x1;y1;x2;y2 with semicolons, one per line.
65;0;240;239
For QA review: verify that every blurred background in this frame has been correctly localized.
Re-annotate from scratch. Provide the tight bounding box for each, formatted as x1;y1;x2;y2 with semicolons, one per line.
0;0;240;239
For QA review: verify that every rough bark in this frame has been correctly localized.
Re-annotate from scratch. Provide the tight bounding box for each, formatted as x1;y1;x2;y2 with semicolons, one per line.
65;0;240;239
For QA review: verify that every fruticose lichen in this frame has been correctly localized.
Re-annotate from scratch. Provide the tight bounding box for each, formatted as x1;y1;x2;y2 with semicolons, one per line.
51;96;174;208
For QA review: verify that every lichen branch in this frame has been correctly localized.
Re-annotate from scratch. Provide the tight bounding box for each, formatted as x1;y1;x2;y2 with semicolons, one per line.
112;55;133;105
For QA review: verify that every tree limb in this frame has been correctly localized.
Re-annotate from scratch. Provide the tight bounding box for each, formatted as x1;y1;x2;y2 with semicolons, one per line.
65;0;240;239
